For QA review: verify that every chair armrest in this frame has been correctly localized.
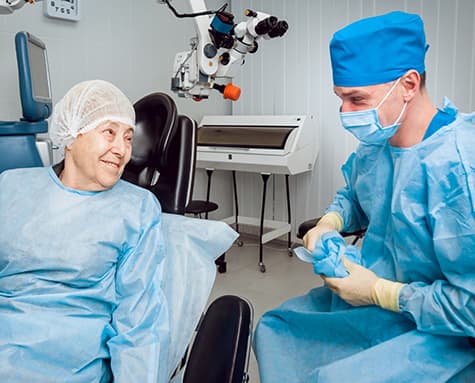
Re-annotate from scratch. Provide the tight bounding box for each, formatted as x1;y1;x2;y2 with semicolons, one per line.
297;217;367;240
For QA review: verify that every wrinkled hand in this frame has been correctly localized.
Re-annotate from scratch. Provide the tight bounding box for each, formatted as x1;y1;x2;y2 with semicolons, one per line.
303;222;335;252
322;256;378;306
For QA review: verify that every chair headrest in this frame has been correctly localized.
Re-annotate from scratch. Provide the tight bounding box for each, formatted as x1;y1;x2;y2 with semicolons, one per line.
131;92;178;169
122;92;197;215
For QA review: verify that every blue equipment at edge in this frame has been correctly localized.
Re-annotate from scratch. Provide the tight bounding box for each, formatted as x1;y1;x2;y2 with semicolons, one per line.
0;31;52;173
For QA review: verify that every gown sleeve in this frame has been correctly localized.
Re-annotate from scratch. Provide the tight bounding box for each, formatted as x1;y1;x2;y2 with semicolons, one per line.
326;152;369;233
399;216;475;338
107;199;170;383
399;124;475;338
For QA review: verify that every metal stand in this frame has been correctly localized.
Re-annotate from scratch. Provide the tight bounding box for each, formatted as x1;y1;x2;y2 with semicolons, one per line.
285;174;292;256
258;173;270;272
204;169;226;273
204;168;213;219
232;170;243;247
224;172;292;273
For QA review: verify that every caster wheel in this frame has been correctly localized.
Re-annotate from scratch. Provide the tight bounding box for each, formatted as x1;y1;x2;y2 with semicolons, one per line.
259;263;266;273
217;263;227;273
237;239;244;247
288;248;293;257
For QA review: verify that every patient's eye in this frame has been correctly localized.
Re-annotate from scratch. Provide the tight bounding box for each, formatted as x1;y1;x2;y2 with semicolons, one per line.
102;126;116;140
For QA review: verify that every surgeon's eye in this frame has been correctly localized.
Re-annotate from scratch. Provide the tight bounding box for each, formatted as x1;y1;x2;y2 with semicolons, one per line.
351;96;365;105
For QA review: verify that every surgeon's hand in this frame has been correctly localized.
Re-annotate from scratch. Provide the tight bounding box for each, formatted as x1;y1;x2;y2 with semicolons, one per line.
303;224;334;253
323;257;405;311
323;257;378;306
303;212;343;252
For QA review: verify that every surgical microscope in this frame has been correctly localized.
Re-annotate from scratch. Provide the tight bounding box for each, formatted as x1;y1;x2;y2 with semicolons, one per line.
163;0;288;101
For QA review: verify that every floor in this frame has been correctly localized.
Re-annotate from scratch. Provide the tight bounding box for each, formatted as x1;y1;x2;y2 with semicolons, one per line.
207;233;324;383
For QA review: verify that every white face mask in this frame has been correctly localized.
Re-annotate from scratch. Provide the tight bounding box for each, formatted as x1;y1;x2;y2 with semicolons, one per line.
339;78;407;144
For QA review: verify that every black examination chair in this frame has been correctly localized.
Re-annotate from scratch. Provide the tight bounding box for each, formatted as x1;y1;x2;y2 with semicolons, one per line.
122;92;254;383
122;92;195;214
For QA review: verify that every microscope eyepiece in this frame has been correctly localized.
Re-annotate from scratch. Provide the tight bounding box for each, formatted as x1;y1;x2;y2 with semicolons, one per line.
268;20;288;38
255;16;278;35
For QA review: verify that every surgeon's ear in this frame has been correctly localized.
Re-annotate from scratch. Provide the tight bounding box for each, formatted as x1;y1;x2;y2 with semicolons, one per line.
401;70;419;101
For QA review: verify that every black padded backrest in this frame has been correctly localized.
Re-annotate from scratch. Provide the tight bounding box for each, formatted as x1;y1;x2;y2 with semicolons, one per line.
150;115;196;215
123;92;177;185
184;295;253;383
122;93;196;215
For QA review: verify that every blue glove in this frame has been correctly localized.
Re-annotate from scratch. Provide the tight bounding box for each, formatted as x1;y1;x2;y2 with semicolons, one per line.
294;231;361;277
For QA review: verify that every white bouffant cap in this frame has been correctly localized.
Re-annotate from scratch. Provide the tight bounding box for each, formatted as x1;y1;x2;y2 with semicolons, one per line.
50;79;135;148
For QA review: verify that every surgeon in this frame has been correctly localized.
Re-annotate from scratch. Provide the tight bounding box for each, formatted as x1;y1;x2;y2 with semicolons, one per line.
254;11;475;382
0;80;170;382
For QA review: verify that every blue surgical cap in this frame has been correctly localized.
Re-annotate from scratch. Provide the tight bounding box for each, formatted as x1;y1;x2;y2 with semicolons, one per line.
330;11;428;87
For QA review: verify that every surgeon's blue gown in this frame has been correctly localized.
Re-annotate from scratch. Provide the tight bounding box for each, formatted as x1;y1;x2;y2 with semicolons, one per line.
254;100;475;382
0;167;170;382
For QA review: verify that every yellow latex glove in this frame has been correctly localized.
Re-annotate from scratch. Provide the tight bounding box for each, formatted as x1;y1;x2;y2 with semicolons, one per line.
323;257;405;311
303;211;343;252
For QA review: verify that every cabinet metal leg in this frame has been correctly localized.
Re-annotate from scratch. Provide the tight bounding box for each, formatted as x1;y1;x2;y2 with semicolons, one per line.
232;170;244;246
259;173;270;272
285;174;292;256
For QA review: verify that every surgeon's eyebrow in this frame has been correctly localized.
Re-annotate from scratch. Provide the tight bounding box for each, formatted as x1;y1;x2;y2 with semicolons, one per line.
333;88;371;98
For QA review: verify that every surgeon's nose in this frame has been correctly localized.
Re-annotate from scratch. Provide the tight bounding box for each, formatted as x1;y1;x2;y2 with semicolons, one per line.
340;102;356;113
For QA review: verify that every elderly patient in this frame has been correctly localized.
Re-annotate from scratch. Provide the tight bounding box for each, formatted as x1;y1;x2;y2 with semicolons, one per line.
0;80;169;382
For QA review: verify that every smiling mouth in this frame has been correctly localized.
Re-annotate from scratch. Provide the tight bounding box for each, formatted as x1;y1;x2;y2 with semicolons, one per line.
101;160;120;169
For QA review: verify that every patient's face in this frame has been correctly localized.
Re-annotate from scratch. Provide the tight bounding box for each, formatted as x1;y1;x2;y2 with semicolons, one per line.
63;121;134;191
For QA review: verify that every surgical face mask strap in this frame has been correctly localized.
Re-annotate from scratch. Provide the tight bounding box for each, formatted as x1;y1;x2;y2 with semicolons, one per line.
393;100;407;126
375;76;407;128
375;77;402;111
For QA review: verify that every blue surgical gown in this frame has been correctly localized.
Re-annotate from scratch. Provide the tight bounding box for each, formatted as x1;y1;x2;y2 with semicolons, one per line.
0;166;170;382
254;99;475;382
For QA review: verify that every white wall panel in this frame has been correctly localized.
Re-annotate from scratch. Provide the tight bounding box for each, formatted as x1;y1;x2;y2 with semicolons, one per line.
231;0;475;238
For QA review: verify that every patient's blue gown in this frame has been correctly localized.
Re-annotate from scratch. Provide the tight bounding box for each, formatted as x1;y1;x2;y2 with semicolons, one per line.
254;100;475;382
0;166;170;382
